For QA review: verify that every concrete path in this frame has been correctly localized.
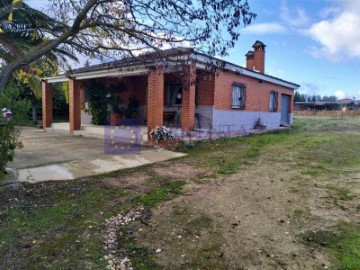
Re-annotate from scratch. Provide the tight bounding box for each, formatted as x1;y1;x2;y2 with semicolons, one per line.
7;127;185;184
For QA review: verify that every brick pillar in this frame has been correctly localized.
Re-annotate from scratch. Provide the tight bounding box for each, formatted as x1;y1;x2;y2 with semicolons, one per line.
147;66;164;140
42;81;53;130
69;79;81;133
181;62;196;131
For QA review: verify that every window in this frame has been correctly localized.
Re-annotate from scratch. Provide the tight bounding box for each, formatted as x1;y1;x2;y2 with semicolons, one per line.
232;84;245;109
165;83;182;107
269;90;278;112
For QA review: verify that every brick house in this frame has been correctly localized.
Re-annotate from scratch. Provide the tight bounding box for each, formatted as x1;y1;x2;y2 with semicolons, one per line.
42;41;299;142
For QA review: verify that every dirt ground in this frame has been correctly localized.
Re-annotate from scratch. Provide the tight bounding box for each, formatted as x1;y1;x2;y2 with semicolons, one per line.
116;121;360;269
2;118;360;270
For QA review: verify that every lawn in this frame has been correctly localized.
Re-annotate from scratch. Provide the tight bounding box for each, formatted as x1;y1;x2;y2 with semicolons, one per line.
1;116;360;269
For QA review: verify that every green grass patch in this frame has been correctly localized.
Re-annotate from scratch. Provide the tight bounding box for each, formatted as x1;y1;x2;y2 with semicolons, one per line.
325;184;355;201
301;223;360;270
133;180;185;208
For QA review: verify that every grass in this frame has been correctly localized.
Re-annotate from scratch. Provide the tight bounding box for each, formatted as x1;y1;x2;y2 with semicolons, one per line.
302;223;360;270
2;117;360;269
134;180;185;208
0;178;185;269
325;184;355;201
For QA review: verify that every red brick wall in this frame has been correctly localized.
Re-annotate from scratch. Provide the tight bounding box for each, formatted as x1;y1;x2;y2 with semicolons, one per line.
196;71;215;105
246;56;254;70
181;62;196;130
42;81;53;129
131;76;147;106
214;71;294;113
254;49;265;73
147;67;164;133
69;79;81;132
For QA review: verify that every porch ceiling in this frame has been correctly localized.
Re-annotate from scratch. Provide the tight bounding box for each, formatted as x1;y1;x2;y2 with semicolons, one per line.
44;66;150;83
43;62;192;84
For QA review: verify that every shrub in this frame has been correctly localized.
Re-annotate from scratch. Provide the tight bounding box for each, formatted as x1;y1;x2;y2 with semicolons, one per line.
149;126;174;143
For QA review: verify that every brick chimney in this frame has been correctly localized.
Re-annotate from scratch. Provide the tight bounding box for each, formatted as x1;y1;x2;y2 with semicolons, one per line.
245;40;266;73
245;51;254;70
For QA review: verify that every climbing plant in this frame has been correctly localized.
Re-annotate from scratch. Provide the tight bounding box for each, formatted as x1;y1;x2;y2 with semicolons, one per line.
82;80;108;125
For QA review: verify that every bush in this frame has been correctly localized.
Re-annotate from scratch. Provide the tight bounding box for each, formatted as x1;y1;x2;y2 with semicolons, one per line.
0;79;29;179
0;119;21;178
150;126;174;143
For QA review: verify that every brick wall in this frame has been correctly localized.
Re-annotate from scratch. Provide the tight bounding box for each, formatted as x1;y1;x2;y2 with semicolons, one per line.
147;67;164;134
69;79;81;132
254;49;265;73
214;71;294;113
196;71;215;105
181;62;196;130
42;81;53;129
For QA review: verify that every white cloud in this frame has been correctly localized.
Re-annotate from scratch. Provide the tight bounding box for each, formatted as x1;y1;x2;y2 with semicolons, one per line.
241;22;287;35
280;1;310;28
306;1;360;60
334;90;345;99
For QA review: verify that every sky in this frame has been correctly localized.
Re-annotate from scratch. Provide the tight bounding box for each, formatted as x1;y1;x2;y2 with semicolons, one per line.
28;0;360;99
221;0;360;99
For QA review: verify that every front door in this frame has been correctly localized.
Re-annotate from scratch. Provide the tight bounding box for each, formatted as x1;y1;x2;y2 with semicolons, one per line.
281;95;290;125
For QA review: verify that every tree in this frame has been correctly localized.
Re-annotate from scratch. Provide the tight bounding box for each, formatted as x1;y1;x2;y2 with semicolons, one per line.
0;0;256;90
0;0;78;87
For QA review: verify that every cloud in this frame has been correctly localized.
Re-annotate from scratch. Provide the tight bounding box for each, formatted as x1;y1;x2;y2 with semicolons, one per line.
241;23;287;35
306;1;360;60
280;1;310;28
334;90;345;99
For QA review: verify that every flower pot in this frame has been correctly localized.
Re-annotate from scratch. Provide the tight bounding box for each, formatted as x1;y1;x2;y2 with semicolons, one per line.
110;113;121;126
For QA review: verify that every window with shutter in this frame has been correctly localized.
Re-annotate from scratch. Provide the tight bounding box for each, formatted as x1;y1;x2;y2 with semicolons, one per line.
269;90;278;112
232;84;245;109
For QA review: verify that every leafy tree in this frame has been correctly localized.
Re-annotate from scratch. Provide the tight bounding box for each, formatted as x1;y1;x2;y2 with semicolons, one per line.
0;0;256;90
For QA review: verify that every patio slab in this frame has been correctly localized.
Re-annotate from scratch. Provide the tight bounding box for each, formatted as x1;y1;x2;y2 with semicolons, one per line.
7;127;185;184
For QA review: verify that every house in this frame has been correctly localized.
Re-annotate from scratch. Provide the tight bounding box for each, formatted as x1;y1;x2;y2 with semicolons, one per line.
42;41;299;143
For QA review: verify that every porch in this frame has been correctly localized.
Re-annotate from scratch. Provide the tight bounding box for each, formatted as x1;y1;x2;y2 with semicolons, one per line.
42;62;200;143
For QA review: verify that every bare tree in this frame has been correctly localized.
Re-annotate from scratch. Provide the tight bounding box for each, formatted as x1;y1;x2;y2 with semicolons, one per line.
0;0;256;90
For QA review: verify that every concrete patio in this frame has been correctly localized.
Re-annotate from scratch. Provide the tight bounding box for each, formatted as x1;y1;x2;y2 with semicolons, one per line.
6;127;185;184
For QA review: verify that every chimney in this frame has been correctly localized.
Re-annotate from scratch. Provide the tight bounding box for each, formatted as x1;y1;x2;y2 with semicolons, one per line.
245;40;266;73
245;51;254;70
252;40;266;73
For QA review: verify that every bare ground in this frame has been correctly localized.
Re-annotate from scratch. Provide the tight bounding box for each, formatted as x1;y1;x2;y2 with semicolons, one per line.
109;131;360;269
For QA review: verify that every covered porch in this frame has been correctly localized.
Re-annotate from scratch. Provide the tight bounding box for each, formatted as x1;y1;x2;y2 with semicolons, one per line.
42;62;198;144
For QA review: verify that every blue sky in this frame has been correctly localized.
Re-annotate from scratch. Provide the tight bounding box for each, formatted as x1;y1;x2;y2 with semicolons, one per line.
221;0;360;99
28;0;359;99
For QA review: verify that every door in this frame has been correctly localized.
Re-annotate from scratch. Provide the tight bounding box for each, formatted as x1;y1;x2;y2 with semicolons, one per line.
281;95;290;125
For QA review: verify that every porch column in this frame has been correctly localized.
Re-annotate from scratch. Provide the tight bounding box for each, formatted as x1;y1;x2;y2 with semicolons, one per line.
69;78;81;133
147;66;164;140
42;80;53;130
181;62;196;131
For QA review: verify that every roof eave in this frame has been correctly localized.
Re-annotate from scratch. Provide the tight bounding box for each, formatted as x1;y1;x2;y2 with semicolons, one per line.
190;52;299;90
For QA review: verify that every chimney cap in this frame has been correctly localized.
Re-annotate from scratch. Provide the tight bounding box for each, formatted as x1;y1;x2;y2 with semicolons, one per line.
252;40;266;49
245;51;254;57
